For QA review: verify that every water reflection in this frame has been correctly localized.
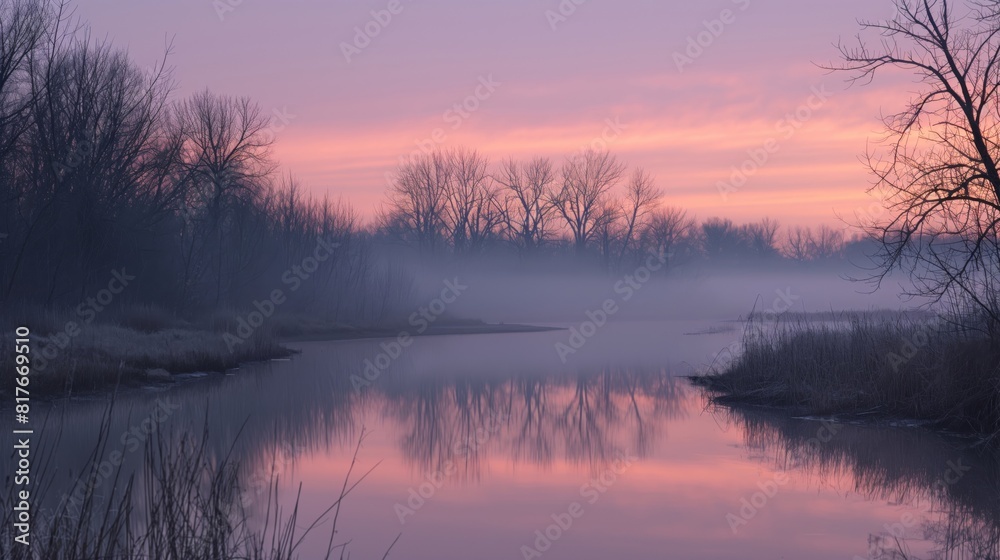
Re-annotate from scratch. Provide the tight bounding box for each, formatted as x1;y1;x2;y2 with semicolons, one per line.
717;405;1000;559
7;325;1000;559
382;365;688;478
12;331;696;514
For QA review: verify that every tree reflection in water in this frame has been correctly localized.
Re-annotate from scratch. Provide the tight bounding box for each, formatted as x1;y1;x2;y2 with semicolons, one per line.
380;365;690;479
716;405;1000;559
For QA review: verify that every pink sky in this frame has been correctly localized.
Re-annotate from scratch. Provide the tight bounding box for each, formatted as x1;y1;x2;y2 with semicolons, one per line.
75;0;911;229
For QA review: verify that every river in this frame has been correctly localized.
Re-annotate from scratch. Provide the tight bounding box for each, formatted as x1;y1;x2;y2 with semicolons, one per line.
13;320;1000;559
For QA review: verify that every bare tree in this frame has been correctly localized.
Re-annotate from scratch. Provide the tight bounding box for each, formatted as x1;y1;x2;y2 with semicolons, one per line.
700;217;746;259
0;0;52;300
4;23;178;302
444;148;502;254
552;150;626;252
383;150;451;252
593;200;622;269
784;225;844;261
495;156;556;253
785;226;813;261
0;3;413;322
742;218;781;258
175;89;275;220
174;90;275;304
617;168;662;266
0;0;49;165
643;207;695;269
810;224;845;260
832;0;1000;329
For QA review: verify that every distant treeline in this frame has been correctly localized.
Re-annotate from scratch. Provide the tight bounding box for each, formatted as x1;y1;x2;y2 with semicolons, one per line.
0;0;864;321
375;147;867;271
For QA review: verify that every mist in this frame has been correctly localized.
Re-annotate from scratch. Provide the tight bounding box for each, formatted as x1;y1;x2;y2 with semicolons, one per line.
401;257;910;325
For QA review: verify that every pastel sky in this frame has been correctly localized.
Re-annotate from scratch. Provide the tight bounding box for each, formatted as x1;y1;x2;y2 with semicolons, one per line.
74;0;912;229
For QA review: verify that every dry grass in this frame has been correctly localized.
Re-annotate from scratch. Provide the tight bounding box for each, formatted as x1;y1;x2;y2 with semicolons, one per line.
0;302;475;399
693;312;1000;438
0;418;394;560
0;305;293;398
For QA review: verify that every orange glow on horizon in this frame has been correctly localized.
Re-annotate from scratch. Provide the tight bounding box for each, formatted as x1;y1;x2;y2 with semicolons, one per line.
272;107;884;230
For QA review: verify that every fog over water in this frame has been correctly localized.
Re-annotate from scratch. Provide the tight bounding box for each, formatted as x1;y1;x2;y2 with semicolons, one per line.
5;0;1000;557
8;265;989;559
408;263;913;324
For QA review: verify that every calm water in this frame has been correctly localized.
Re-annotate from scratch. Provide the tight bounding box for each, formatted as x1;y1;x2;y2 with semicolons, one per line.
14;321;1000;559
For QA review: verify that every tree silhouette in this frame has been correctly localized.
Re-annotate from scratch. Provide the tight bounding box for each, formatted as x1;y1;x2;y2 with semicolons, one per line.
833;0;1000;330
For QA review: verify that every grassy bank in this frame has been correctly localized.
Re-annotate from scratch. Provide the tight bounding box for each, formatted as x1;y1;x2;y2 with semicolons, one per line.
1;324;292;397
0;305;292;398
0;305;559;399
692;312;1000;439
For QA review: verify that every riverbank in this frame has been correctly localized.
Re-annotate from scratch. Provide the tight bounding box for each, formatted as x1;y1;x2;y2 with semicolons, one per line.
0;308;562;399
280;322;561;342
691;312;1000;440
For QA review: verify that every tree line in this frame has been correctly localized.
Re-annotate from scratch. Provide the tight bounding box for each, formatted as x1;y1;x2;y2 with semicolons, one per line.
0;0;861;323
0;0;414;322
378;147;857;270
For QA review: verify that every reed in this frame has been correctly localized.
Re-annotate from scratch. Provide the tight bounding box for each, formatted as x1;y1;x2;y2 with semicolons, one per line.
693;311;1000;439
0;415;396;559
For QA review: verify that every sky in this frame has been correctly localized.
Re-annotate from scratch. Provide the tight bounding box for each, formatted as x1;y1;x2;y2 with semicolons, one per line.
73;0;914;230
